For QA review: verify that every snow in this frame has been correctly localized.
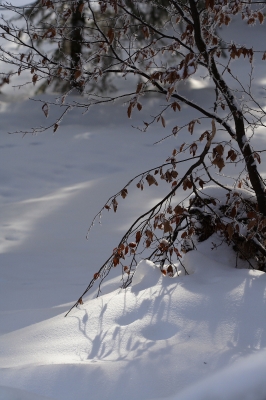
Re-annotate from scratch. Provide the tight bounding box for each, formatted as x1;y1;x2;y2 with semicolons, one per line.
0;16;266;400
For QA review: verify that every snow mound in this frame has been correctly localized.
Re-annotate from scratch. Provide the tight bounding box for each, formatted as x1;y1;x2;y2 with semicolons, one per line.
131;259;162;292
0;251;265;400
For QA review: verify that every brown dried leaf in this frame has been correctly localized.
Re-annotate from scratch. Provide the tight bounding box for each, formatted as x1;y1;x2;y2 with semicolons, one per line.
136;231;142;244
183;178;192;190
212;155;225;172
172;126;179;136
180;143;185;152
258;12;264;24
254;152;261;164
145;229;153;240
112;198;118;212
32;74;38;85
107;28;115;44
113;257;119;267
172;149;177;157
146;174;158;186
227;149;237;162
171;170;178;178
199;179;205;189
199;130;210;142
121;188;128;199
188;227;195;236
94;272;100;280
190;143;197;156
167;265;174;277
174;247;182;257
188;120;195;134
171;180;178;188
171;102;181;112
174;205;185;215
74;69;82;80
136;82;143;93
226;224;234;240
42;103;49;118
164;220;173;233
127;103;133;118
137;102;142;111
146;239;151;248
213;144;224;157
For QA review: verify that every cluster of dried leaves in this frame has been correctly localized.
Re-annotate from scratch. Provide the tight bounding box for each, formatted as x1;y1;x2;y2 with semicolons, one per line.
0;0;265;314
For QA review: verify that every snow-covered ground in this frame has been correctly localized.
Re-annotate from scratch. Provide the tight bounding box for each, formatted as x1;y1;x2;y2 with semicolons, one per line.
0;17;266;400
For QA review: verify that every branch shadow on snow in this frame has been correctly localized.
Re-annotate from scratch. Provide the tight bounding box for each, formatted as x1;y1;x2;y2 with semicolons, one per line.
70;252;266;398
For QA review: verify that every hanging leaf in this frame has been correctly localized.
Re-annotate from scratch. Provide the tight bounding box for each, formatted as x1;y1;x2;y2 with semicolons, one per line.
146;174;158;186
112;198;118;212
213;144;224;157
189;143;197;156
146;239;151;248
136;231;142;243
74;69;82;80
174;205;185;215
121;188;128;199
164;220;173;233
42;103;49;118
172;126;179;136
94;272;100;280
226;149;237;162
32;74;38;85
167;265;174;277
174;247;182;257
226;224;234;240
113;257;119;267
145;229;153;240
258;12;264;24
171;102;181;112
254;152;261;164
212;155;225;172
199;179;205;189
136;82;143;93
107;28;115;44
127;103;133;118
